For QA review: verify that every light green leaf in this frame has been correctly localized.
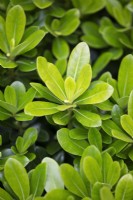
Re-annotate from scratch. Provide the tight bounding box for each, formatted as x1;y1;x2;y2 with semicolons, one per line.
0;16;9;53
72;0;105;14
102;119;122;136
4;86;17;107
33;0;53;9
128;90;133;118
43;189;74;200
106;161;120;186
11;30;45;57
64;77;76;103
4;158;30;200
0;187;13;200
37;56;66;101
0;100;17;113
112;129;133;143
111;105;123;126
11;0;35;11
17;59;36;72
17;87;36;111
74;109;101;127
6;5;26;47
30;82;61;104
118;54;133;97
100;186;114;200
57;128;89;156
74;64;92;99
92;52;113;78
88;128;102;151
60;164;88;198
15;112;33;121
42;157;64;192
67;42;90;81
52;37;69;59
107;78;119;102
81;21;107;49
11;81;26;98
69;128;88;140
55;59;67;76
75;82;113;105
83;156;103;184
0;54;17;68
115;174;133;200
52;111;70;125
30;162;46;197
121;114;133;137
25;101;59;116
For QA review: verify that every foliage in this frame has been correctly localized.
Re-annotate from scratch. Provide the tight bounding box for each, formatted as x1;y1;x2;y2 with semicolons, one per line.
0;0;133;199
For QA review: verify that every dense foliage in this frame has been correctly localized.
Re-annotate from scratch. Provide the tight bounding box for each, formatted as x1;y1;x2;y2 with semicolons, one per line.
1;0;133;199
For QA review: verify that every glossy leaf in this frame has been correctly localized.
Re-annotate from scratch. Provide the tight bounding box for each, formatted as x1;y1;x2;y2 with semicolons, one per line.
4;158;30;199
42;157;64;192
88;128;102;151
6;5;26;47
52;111;70;125
11;0;35;11
33;0;53;9
37;56;66;101
0;16;9;53
67;42;90;80
112;129;133;143
64;77;76;103
72;0;105;14
121;114;133;137
74;109;101;127
75;82;113;105
52;37;69;59
69;128;88;140
83;156;103;184
57;128;88;156
115;174;133;200
0;107;11;120
74;64;92;99
102;119;122;136
0;187;13;200
30;162;46;197
100;186;114;200
60;164;88;197
25;101;59;116
128;90;133;118
43;189;74;200
11;30;45;57
4;86;17;107
118;54;133;97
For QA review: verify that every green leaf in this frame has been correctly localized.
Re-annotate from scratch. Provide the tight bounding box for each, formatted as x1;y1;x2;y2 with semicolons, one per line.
11;0;35;11
52;37;69;59
100;186;114;200
72;0;105;14
64;77;76;103
102;119;122;136
74;109;101;128
75;82;113;105
69;128;88;140
91;182;104;200
42;157;64;192
106;161;120;186
17;87;36;111
43;189;74;200
37;56;66;101
17;59;36;72
60;164;88;198
112;129;133;143
11;81;26;99
52;111;70;125
55;59;67;76
30;82;61;104
115;174;133;200
74;64;92;99
33;0;53;9
88;128;102;151
11;30;45;57
57;128;88;156
118;54;133;97
83;156;103;184
67;42;90;81
4;86;17;107
92;52;113;78
128;90;133;118
121;114;133;137
4;158;30;200
111;105;123;126
0;106;11;120
6;5;26;47
16;127;38;153
0;100;17;113
81;22;108;49
53;9;80;36
0;53;17;68
0;16;9;53
0;187;13;200
15;112;33;121
30;162;46;197
25;101;59;116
